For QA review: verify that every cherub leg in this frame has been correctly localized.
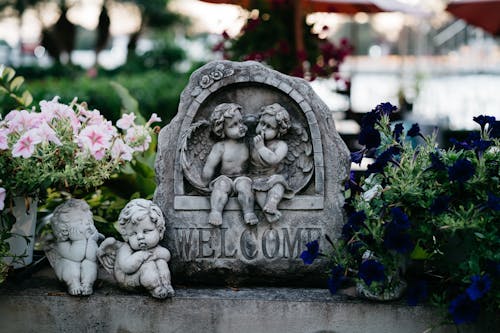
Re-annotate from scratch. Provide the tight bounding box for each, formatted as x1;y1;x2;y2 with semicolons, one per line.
235;178;258;225
80;259;98;295
139;261;168;299
208;177;232;226
60;261;82;295
156;259;175;297
263;184;285;223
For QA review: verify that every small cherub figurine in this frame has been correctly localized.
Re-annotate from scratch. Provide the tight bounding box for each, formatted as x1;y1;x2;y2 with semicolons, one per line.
45;199;101;296
202;103;258;226
97;199;174;299
251;103;294;223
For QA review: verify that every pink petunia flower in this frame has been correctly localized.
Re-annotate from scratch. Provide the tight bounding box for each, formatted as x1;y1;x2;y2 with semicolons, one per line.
0;128;9;150
125;126;151;152
77;124;114;158
4;109;38;133
35;122;62;145
11;131;42;158
117;113;136;130
40;97;81;134
111;138;134;161
0;187;5;211
146;113;162;126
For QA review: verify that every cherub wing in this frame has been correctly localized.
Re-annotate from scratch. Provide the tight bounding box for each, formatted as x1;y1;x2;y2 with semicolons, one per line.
279;123;314;194
179;120;215;193
43;235;61;272
97;237;123;275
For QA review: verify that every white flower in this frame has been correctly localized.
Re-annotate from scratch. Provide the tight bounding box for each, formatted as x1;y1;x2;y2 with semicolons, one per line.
111;138;134;161
0;187;6;211
125;126;152;152
362;184;383;202
146;113;161;127
117;113;136;130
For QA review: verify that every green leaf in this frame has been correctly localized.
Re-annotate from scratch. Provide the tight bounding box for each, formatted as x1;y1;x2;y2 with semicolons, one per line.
92;215;108;223
2;67;15;82
9;76;24;91
109;81;146;124
21;90;33;107
131;159;155;178
474;232;485;239
410;243;432;260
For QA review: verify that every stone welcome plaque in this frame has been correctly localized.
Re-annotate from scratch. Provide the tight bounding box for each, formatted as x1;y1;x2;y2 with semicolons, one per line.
154;60;349;285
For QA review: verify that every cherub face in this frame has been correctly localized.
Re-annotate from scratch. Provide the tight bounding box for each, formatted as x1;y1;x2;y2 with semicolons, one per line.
224;111;247;139
61;210;96;241
125;217;160;251
256;114;278;140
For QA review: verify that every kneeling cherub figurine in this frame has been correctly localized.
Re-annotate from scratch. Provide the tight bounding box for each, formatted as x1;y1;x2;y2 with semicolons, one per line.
45;199;101;296
98;199;174;299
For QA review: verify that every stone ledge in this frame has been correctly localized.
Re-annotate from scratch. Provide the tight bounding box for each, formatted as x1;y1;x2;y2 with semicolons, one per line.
0;267;489;333
174;195;324;210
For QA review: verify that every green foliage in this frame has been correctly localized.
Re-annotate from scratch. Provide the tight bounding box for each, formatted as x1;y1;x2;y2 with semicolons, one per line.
0;66;33;115
329;106;499;324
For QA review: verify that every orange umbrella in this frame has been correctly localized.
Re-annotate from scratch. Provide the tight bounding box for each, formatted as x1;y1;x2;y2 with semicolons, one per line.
446;0;500;36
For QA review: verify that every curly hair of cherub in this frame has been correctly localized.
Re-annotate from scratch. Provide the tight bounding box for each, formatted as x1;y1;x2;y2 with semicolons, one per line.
210;103;243;138
51;199;92;240
118;199;166;240
259;103;291;138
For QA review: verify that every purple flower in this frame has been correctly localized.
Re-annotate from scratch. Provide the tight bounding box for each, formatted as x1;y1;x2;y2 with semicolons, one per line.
473;115;496;131
345;171;363;193
489;121;500;138
373;102;397;116
472;139;493;154
327;265;347;294
366;159;386;175
383;226;414;254
393;123;404;142
450;138;474;150
430;195;450;215
428;152;446;171
300;240;320;265
487;193;500;211
390;207;411;230
448;158;475;183
407;280;428;306
466;274;492;301
351;150;364;165
358;259;385;286
448;294;480;325
358;127;381;149
407;123;421;138
342;211;366;239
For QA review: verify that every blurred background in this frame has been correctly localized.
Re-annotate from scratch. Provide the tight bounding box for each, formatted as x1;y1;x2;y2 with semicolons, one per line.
0;0;499;149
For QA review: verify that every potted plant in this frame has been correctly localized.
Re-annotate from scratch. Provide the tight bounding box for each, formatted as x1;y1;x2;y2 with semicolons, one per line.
301;103;499;326
0;66;161;271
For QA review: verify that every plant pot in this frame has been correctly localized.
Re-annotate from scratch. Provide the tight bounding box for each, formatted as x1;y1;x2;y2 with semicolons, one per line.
3;196;38;268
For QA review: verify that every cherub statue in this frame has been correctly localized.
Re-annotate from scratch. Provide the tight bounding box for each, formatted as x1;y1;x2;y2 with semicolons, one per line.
97;199;174;299
201;103;258;226
45;199;101;296
251;103;295;223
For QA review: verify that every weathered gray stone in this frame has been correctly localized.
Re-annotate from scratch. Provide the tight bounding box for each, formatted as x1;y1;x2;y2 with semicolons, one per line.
154;60;350;285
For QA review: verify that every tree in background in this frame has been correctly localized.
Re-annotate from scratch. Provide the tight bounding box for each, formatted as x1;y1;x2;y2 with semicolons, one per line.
213;0;353;81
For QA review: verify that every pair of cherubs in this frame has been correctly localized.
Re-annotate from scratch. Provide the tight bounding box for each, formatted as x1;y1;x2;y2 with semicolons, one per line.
47;198;173;299
202;102;292;226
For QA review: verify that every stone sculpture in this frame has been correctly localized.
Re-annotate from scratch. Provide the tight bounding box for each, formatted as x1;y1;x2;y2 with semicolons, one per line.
97;199;174;299
155;60;350;285
45;199;101;296
200;103;257;226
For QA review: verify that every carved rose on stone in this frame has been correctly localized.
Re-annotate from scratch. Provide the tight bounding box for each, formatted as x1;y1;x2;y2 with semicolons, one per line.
200;75;213;89
210;70;224;81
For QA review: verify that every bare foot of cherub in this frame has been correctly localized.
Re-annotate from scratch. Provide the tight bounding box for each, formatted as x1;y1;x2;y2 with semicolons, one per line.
151;285;169;299
68;284;82;296
208;212;223;226
165;285;175;297
263;204;281;223
244;212;259;225
81;284;93;296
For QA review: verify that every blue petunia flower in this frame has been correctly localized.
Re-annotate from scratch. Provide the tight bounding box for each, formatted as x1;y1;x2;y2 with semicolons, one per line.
383;226;414;254
490;120;500;138
327;265;347;294
351;150;364;165
342;211;366;240
466;274;492;301
358;127;381;149
390;207;411;230
374;102;397;116
487;193;500;211
393;123;404;142
430;195;450;215
358;259;385;286
448;158;475;183
450;138;474;150
428;152;446;171
448;293;480;325
407;280;428;306
300;240;320;265
472;139;493;154
473;115;496;131
407;123;421;138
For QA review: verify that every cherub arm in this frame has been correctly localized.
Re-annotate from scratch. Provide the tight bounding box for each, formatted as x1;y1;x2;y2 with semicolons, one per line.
254;137;288;166
201;142;224;183
151;246;171;261
56;240;87;262
116;246;152;274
